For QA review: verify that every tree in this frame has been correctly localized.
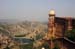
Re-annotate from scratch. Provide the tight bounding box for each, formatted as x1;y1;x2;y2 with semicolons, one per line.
65;29;75;41
42;42;50;49
4;46;10;49
53;42;60;49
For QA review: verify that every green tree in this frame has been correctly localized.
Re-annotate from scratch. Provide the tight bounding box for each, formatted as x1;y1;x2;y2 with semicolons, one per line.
65;29;75;41
4;46;10;49
53;42;60;49
42;42;50;49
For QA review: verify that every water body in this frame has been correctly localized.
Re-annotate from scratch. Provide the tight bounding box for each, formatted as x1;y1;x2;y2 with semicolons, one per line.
13;37;34;44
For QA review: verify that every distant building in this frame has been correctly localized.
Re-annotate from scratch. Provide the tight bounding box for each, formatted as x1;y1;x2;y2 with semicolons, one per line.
47;9;75;49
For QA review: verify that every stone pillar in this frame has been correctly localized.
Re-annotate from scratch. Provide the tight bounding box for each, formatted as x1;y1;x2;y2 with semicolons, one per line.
48;9;55;49
67;17;72;30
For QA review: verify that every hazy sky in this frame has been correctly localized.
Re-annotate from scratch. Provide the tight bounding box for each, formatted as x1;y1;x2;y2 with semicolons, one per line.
0;0;75;21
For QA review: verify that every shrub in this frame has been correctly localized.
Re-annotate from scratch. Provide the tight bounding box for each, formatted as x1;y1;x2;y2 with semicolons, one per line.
65;29;75;41
53;42;60;49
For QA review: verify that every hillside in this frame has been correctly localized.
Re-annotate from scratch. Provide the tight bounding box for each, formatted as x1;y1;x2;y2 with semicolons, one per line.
0;20;48;39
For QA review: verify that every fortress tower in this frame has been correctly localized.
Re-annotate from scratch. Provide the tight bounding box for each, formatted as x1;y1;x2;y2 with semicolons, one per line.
48;9;55;39
48;10;56;49
47;9;75;49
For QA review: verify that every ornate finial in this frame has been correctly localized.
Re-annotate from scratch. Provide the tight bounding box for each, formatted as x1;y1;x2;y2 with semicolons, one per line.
49;9;55;16
49;9;55;15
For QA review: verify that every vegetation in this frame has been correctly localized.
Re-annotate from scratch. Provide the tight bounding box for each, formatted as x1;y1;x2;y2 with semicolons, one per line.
33;42;50;49
20;43;33;49
36;34;44;40
65;29;75;41
4;46;10;49
53;45;60;49
15;34;26;37
53;42;60;49
42;42;50;49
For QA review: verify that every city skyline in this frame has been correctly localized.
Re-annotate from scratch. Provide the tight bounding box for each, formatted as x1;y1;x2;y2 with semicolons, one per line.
0;0;75;22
